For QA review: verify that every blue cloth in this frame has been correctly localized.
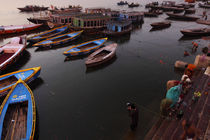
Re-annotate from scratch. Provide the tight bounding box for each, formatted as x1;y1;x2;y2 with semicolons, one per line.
166;85;182;107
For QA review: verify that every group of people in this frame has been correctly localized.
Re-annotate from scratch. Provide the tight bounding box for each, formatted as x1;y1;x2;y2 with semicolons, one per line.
160;63;202;139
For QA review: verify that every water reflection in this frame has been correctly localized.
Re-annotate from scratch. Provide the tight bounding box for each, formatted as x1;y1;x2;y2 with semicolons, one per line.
64;55;87;62
132;23;143;32
178;36;202;41
108;34;131;44
28;77;44;90
85;56;117;74
1;49;31;74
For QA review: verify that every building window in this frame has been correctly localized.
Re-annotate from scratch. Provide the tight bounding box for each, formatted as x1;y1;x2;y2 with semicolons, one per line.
84;21;86;27
78;20;81;26
91;21;93;26
69;18;71;23
94;21;96;26
61;19;64;23
87;21;90;27
65;18;68;23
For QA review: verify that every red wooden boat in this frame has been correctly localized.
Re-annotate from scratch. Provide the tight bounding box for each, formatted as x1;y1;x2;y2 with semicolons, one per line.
0;36;26;71
0;24;42;35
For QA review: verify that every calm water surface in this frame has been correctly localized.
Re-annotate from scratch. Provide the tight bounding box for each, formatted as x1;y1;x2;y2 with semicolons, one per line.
0;0;209;139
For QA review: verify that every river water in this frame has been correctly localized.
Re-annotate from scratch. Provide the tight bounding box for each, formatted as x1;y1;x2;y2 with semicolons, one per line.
0;0;209;139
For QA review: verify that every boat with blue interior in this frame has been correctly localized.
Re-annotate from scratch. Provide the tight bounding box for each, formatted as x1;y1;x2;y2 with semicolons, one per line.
33;31;83;47
0;67;41;95
0;79;36;140
63;38;107;56
28;25;69;42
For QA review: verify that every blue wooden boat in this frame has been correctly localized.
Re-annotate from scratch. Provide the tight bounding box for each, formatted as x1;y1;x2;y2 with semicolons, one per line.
28;25;69;42
0;79;36;140
33;31;83;47
0;67;41;95
63;38;107;57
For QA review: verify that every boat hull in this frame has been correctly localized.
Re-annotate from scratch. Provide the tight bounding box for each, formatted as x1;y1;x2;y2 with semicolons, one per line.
86;43;117;67
33;31;83;47
63;38;107;57
0;79;36;140
0;67;41;95
0;36;27;71
180;28;210;36
28;25;69;43
0;24;42;35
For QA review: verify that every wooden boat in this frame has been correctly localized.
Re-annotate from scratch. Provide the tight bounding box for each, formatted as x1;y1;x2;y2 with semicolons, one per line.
18;5;48;12
28;25;69;42
70;13;111;34
102;21;132;36
0;24;42;35
27;17;49;25
0;36;26;71
33;31;83;47
119;11;144;23
166;12;199;21
117;1;128;5
198;3;210;8
49;5;82;14
128;3;140;8
150;21;171;28
0;67;41;94
184;8;196;14
63;38;107;57
180;28;210;36
145;2;159;8
172;7;185;13
144;12;158;17
196;19;210;25
85;43;117;67
0;79;36;140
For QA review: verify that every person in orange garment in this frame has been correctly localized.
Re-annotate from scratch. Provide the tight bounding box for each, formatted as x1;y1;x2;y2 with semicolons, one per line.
184;64;196;79
181;119;200;140
192;42;198;52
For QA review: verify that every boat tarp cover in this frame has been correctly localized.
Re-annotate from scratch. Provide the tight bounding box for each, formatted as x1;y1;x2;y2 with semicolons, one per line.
166;84;182;107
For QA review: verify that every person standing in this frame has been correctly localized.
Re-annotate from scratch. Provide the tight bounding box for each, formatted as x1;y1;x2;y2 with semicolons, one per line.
126;103;139;131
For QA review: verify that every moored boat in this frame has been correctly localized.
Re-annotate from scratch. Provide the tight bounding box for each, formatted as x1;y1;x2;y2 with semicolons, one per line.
128;3;140;8
198;3;210;8
0;24;42;35
85;43;117;67
180;28;210;36
0;67;41;95
196;19;210;25
28;25;69;42
184;8;196;14
102;20;132;36
144;12;158;17
69;13;111;34
117;1;128;5
33;31;83;47
150;21;171;28
166;12;200;21
0;79;36;140
63;38;107;57
0;36;27;71
27;17;49;25
18;5;48;12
